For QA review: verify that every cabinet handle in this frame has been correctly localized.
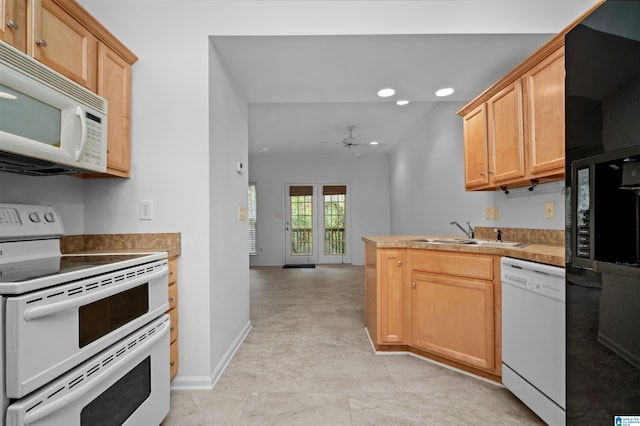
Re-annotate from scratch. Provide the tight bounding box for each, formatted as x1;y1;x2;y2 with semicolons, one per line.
480;172;486;176
7;20;19;30
488;170;495;175
35;38;47;47
169;296;175;302
170;361;175;367
411;282;416;288
170;325;175;332
169;271;175;276
397;260;402;266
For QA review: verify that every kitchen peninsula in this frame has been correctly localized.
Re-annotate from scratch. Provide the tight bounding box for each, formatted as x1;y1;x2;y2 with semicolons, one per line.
363;228;563;382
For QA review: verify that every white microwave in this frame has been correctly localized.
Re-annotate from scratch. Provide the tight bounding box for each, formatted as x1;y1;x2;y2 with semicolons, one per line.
0;41;108;175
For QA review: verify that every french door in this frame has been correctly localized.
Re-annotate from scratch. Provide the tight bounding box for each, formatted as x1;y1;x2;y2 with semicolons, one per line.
284;183;350;265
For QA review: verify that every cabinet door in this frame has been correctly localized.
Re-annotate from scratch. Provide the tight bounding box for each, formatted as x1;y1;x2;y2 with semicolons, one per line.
377;249;405;344
462;104;490;189
33;0;97;91
411;272;495;371
487;80;526;184
98;42;132;177
1;0;28;52
525;46;565;177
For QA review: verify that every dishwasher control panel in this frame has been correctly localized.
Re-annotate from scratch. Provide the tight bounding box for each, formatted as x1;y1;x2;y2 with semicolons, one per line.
501;257;565;302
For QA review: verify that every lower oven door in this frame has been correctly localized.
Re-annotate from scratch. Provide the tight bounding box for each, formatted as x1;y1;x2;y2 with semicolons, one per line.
6;314;170;426
5;260;168;398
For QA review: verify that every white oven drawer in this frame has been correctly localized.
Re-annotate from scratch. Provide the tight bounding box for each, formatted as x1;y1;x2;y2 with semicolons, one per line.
6;315;170;426
5;260;168;398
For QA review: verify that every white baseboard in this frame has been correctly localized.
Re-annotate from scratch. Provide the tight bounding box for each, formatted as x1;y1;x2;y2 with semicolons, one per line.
169;321;253;390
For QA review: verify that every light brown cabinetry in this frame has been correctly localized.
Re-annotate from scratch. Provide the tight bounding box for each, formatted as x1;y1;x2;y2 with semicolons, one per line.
33;0;98;91
96;43;132;177
2;0;137;178
1;0;28;52
408;250;499;374
524;46;565;176
167;257;179;380
459;39;565;191
365;245;407;346
365;243;502;380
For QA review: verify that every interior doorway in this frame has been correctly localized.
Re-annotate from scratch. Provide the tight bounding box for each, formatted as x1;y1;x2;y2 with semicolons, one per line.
284;183;351;265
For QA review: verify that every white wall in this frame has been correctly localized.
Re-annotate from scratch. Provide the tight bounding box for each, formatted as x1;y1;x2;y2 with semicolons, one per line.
0;172;85;234
209;41;251;379
389;102;565;236
248;152;390;266
0;0;594;390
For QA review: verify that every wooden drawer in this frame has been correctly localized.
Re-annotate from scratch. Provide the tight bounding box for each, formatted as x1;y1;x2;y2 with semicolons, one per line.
168;282;178;311
168;258;178;285
409;250;494;281
170;339;178;380
168;307;178;343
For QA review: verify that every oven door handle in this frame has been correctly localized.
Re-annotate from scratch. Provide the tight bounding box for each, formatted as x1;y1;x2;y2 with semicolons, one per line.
23;267;168;321
23;319;170;425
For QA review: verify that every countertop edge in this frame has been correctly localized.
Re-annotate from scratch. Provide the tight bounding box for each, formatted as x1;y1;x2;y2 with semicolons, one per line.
362;235;565;267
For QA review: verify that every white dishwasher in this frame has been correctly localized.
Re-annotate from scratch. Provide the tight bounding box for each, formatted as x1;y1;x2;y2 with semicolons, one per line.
501;257;565;426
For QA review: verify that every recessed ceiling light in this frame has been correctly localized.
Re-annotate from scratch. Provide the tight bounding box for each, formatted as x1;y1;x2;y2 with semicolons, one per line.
396;99;409;106
435;87;455;97
261;148;269;151
369;141;379;145
377;88;395;98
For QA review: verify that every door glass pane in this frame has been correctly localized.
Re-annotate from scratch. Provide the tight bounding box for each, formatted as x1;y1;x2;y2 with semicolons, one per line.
290;194;313;256
324;192;346;255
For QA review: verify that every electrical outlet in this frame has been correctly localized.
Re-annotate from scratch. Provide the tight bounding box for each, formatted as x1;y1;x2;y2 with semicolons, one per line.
139;200;153;220
545;202;555;219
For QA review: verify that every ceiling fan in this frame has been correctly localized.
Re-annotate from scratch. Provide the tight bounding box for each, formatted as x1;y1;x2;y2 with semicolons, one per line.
327;125;387;150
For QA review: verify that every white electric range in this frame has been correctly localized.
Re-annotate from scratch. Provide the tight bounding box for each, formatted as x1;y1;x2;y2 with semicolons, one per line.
0;203;170;426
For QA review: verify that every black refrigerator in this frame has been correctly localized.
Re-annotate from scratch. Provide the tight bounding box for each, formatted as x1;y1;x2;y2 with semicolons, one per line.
565;0;640;423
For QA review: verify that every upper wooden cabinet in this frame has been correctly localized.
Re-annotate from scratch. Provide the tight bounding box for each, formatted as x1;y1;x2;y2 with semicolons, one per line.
1;0;28;52
2;0;137;178
525;46;566;176
96;42;132;177
459;40;566;191
34;0;98;91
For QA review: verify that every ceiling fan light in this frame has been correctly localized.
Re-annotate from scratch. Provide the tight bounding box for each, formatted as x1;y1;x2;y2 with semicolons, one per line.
435;87;455;97
377;88;395;98
396;99;409;106
369;141;379;145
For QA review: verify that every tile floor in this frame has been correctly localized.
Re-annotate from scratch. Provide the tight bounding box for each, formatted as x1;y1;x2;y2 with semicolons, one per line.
161;265;544;425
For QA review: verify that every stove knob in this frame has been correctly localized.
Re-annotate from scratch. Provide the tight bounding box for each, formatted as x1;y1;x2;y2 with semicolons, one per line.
44;212;55;223
28;212;41;223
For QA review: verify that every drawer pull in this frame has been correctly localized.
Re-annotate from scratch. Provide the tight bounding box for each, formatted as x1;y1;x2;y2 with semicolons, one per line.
170;325;175;331
35;38;47;47
169;296;175;302
170;361;175;367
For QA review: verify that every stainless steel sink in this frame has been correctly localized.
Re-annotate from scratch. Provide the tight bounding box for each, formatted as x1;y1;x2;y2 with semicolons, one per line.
408;238;528;248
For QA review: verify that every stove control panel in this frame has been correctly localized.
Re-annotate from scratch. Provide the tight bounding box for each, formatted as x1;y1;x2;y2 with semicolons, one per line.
0;203;64;241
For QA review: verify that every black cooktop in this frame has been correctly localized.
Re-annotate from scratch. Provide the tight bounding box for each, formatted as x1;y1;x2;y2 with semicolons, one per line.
0;254;150;283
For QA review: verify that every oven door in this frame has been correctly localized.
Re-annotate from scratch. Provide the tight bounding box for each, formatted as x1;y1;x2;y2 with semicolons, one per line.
5;315;170;426
5;260;168;398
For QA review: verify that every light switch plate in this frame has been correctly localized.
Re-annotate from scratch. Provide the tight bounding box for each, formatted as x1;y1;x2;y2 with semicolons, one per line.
545;202;555;219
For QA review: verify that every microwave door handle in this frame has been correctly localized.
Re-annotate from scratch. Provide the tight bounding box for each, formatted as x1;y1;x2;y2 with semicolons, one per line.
22;321;170;425
23;267;168;321
74;105;88;161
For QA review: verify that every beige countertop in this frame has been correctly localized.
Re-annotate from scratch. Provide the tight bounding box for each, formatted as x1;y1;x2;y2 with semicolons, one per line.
362;235;565;267
61;233;181;258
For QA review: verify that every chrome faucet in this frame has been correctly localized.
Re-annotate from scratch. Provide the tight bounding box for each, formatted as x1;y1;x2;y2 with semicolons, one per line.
450;220;474;239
